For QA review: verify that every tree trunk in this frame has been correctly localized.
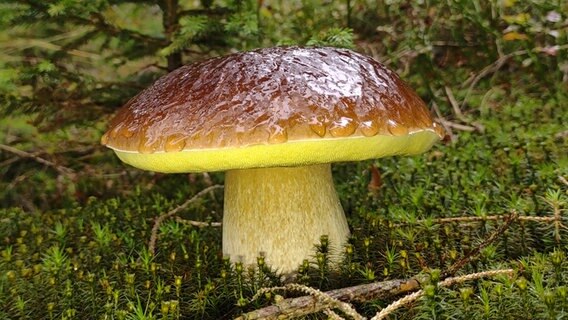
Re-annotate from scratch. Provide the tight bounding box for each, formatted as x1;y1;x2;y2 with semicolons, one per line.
160;0;182;71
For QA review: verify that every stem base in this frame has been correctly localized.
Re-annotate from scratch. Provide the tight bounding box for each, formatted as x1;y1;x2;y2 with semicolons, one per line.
223;164;349;273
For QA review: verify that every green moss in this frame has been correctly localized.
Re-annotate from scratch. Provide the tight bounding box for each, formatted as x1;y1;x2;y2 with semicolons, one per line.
1;91;566;318
1;0;567;318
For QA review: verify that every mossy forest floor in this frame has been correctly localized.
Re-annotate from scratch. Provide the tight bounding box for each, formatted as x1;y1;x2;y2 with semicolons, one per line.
1;86;567;319
1;1;567;319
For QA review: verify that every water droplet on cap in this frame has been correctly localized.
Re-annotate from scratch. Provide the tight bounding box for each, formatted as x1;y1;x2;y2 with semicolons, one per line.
387;119;409;136
432;122;446;138
164;134;186;152
309;123;326;137
268;126;288;144
138;134;159;154
109;126;121;139
100;133;109;145
359;120;380;137
121;126;135;138
329;117;357;137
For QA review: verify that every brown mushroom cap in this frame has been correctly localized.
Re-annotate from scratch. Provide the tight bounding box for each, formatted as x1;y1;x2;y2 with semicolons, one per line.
102;46;444;172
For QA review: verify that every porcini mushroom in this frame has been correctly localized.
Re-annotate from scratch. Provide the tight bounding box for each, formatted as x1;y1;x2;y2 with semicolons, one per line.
101;46;444;273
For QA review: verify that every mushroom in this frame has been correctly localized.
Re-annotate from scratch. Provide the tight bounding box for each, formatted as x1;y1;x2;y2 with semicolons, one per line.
101;46;444;273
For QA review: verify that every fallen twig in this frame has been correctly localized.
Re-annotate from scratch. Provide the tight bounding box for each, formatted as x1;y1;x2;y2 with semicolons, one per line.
392;211;558;228
0;156;20;168
461;44;568;109
250;283;364;320
431;101;456;143
237;278;420;320
239;211;519;319
0;143;75;177
174;216;222;228
445;85;466;121
432;87;483;138
323;308;345;319
442;211;517;278
444;86;485;133
438;119;478;132
372;269;515;320
148;185;223;255
558;176;568;187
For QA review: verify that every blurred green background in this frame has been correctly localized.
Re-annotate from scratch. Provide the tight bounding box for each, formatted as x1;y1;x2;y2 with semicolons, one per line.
0;0;567;319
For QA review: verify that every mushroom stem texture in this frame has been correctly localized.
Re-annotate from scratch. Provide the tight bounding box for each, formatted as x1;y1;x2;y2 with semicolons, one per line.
223;164;350;273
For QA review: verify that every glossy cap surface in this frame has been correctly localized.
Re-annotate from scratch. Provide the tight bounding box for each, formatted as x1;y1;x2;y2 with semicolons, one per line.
102;46;444;172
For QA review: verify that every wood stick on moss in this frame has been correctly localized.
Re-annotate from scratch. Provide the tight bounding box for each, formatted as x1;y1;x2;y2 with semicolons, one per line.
432;101;456;142
393;211;553;228
238;212;518;319
236;278;420;320
0;143;75;177
442;211;518;278
372;269;515;320
554;202;564;244
249;283;364;320
444;85;485;133
173;216;222;228
148;184;223;255
559;175;568;187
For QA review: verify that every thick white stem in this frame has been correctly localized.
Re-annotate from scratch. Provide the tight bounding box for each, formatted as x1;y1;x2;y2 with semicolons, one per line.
223;164;350;273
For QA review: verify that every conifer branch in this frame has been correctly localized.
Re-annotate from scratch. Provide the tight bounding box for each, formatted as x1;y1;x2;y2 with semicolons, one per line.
179;7;232;17
17;0;166;47
70;13;167;47
249;283;364;320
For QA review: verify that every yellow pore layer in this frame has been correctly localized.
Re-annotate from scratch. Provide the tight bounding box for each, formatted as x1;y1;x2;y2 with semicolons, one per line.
111;130;440;173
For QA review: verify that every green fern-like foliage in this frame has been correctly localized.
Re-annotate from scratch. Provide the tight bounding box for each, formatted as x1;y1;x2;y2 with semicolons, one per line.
0;0;253;130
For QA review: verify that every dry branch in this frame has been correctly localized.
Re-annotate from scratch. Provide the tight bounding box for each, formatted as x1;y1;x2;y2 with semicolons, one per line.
174;216;222;228
0;143;75;177
461;44;568;108
372;269;515;320
237;278;420;320
250;283;364;320
559;175;568;187
438;119;478;132
431;101;456;142
392;211;559;228
444;86;485;132
148;185;223;255
442;211;517;278
239;211;519;319
445;85;466;121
